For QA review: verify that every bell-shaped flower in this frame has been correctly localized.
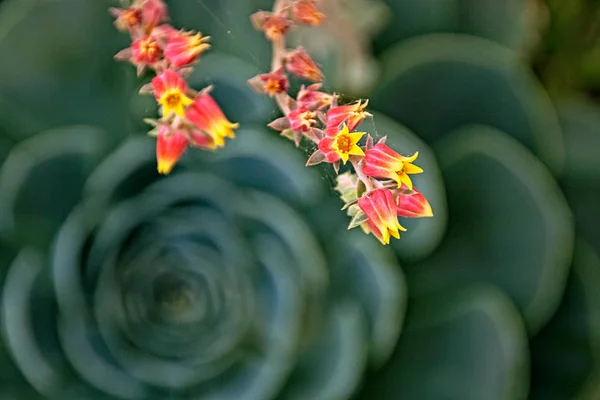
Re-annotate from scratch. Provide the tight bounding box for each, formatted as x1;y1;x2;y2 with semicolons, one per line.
396;185;434;218
358;188;407;245
185;93;239;148
165;30;211;68
362;143;423;189
156;125;188;175
326;100;371;134
292;0;325;26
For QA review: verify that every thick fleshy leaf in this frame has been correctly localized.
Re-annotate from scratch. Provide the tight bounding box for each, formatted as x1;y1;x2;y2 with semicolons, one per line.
357;284;530;400
278;302;368;400
530;239;600;400
358;111;447;262
373;0;534;54
0;126;109;248
556;97;600;254
407;126;573;334
0;0;133;140
182;126;325;207
372;34;565;174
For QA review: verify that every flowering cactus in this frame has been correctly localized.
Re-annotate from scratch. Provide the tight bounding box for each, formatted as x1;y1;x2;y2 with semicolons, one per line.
248;0;433;244
110;0;238;174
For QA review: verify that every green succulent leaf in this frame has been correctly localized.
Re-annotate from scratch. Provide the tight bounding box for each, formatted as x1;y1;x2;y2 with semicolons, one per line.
556;97;600;255
372;34;565;174
406;126;574;334
530;239;600;400
0;126;110;249
373;0;534;54
0;0;133;140
359;111;447;262
357;284;530;400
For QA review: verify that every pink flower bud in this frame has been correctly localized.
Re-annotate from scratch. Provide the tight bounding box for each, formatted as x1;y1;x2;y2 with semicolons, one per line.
110;6;142;33
165;31;211;68
286;47;323;81
141;0;168;32
297;83;333;110
358;188;407;245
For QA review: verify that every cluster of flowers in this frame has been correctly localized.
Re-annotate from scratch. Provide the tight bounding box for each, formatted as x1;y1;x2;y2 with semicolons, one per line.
247;0;434;245
110;0;239;174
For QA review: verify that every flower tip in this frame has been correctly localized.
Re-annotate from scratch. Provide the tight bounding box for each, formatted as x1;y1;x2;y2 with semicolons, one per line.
157;159;176;175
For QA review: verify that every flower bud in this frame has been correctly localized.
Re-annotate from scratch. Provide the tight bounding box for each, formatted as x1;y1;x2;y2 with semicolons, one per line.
165;31;211;68
396;186;434;218
286;47;323;82
292;0;325;26
141;0;168;32
296;83;333;110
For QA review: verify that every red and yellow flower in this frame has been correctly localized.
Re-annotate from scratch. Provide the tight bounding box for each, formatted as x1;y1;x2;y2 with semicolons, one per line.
151;69;194;118
185;93;239;148
131;35;161;65
326;100;370;134
288;106;317;132
110;6;142;33
165;30;211;68
396;186;434;218
296;83;333;110
358;188;407;245
362;143;423;189
257;68;290;97
140;0;168;33
156;125;188;175
318;124;365;163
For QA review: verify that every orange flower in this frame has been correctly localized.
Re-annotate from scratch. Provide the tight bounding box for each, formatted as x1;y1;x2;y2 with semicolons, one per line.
185;93;239;148
286;47;323;82
257;68;289;97
358;188;406;245
151;69;194;118
292;0;325;26
263;13;291;41
362;143;423;189
288;106;317;132
165;31;211;68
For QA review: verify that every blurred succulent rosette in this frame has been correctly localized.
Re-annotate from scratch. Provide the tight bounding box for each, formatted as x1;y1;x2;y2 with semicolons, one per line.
0;117;406;399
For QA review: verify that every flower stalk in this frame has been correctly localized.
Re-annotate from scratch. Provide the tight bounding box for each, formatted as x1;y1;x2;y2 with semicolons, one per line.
110;0;238;175
248;0;434;244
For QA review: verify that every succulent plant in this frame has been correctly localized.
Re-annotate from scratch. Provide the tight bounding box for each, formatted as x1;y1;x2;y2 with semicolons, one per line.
1;0;600;399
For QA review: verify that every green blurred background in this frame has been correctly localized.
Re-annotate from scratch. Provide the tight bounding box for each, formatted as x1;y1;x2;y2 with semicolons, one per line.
1;0;600;399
